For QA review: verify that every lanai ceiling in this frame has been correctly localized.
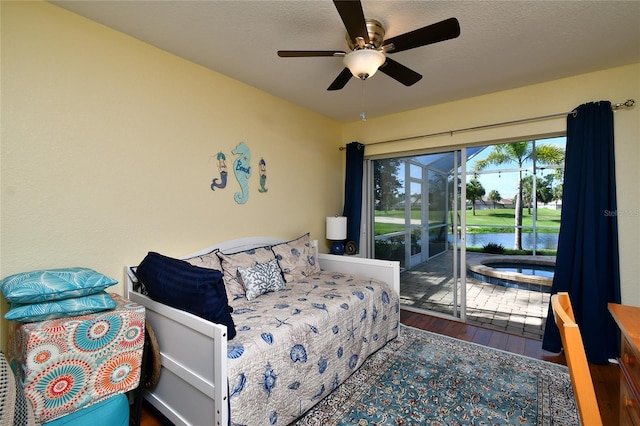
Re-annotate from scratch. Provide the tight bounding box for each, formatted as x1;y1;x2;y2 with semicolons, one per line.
51;1;640;123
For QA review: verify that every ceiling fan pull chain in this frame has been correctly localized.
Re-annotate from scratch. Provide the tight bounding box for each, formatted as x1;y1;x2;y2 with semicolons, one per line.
360;79;367;121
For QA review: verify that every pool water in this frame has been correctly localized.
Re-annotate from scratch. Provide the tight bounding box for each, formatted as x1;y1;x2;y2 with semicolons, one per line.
485;262;555;278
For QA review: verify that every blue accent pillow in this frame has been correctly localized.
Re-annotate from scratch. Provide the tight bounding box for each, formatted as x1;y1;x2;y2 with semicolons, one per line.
0;267;117;303
5;292;117;322
135;252;236;340
237;258;286;301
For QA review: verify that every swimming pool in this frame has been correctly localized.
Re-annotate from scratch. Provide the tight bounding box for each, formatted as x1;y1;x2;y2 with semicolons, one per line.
467;257;555;293
484;262;555;278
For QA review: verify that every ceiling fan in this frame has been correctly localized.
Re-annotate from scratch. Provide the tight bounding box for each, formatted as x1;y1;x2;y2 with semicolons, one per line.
277;0;460;91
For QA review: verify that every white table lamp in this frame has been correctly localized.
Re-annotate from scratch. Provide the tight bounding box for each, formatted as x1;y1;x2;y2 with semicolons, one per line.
326;216;347;255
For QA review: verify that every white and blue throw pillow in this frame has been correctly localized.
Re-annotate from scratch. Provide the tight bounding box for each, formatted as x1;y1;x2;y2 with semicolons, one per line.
237;259;286;301
271;233;321;283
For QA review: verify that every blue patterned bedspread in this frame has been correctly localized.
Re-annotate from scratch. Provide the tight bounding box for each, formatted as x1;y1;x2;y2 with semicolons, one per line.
227;270;399;425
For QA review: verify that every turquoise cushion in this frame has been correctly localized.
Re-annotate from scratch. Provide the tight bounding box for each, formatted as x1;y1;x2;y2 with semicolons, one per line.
5;292;117;322
44;393;129;426
0;268;117;303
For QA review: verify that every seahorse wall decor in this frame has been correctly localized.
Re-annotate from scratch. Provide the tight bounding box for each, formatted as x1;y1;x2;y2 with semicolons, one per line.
258;158;268;193
232;142;251;204
210;151;228;190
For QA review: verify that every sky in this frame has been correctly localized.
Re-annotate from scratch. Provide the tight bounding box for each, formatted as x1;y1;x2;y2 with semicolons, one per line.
387;136;566;202
465;136;566;200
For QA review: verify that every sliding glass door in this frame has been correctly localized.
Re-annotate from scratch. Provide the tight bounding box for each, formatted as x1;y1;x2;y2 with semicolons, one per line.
367;149;468;321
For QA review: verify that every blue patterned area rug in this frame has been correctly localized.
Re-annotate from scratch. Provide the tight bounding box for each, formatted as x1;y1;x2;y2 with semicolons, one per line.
293;325;578;425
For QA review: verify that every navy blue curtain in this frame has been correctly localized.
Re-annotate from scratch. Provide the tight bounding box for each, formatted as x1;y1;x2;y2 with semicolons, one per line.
342;142;364;251
542;101;621;364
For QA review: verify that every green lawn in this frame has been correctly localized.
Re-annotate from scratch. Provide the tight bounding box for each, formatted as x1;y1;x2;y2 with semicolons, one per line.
462;208;560;233
375;208;561;235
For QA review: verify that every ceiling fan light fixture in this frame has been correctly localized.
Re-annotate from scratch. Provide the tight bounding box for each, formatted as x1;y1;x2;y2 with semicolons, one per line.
343;49;385;80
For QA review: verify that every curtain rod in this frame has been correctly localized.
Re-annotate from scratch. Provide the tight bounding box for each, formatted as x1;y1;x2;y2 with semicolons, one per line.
339;99;635;150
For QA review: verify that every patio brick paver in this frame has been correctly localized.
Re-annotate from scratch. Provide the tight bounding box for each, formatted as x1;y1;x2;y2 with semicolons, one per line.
400;251;550;340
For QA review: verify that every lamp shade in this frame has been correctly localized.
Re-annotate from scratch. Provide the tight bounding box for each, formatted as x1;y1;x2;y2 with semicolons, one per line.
326;216;347;240
343;49;385;80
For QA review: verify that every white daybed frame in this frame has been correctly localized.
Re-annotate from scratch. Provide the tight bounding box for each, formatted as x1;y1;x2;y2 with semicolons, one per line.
125;236;400;426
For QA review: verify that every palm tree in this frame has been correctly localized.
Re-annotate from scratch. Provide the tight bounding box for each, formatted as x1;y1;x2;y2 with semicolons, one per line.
466;178;485;216
521;175;534;215
474;141;564;250
487;190;502;209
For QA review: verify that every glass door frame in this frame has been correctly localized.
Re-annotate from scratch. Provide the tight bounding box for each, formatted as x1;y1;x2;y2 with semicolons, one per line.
362;148;468;323
406;159;428;269
457;148;467;322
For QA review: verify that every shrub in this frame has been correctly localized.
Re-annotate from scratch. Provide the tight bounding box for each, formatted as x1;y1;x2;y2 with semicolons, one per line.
374;240;405;267
482;242;505;254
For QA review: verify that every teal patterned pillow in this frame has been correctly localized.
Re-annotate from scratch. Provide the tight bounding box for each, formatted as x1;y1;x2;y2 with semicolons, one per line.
237;259;286;301
0;268;117;303
5;292;117;322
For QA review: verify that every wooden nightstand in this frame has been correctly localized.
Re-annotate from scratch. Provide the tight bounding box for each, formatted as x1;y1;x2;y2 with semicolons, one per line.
609;303;640;425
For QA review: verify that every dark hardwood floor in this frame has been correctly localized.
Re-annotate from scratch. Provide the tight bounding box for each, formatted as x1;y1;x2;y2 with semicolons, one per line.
140;309;620;425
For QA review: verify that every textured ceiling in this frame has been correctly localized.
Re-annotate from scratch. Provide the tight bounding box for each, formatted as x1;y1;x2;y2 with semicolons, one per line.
51;1;640;123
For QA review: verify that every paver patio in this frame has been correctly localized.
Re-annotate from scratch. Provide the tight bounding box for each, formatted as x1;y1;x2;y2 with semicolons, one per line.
400;251;551;340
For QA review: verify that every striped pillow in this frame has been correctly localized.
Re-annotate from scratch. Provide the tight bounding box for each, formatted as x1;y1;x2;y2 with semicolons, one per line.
135;252;236;340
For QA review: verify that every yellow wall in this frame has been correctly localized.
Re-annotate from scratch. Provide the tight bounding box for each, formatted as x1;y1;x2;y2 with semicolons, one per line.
343;63;640;307
2;2;639;350
0;2;344;347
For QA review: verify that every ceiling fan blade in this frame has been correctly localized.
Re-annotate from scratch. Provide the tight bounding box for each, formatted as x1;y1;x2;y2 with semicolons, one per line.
382;17;460;53
379;58;422;86
333;0;370;44
278;50;346;57
327;68;353;91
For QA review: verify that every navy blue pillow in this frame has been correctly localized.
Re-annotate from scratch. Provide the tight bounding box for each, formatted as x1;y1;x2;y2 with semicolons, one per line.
135;252;236;340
